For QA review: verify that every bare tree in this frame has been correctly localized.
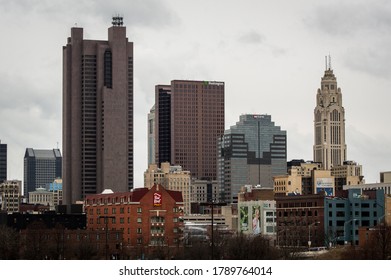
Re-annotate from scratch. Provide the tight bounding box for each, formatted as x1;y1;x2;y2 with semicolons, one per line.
0;225;20;259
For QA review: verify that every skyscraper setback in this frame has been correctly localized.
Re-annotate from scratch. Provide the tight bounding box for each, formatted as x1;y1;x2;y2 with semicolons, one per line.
218;114;287;203
154;80;225;181
63;17;134;204
313;60;346;170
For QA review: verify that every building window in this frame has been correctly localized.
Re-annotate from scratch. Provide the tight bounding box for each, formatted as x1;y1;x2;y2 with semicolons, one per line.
137;217;142;223
137;228;142;234
137;207;142;213
112;208;116;214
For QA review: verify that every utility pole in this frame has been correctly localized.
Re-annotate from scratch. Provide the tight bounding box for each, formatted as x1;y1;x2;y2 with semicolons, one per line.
200;201;227;259
98;215;115;260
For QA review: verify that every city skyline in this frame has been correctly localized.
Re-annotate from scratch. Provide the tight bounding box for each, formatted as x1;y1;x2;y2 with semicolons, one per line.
1;0;391;188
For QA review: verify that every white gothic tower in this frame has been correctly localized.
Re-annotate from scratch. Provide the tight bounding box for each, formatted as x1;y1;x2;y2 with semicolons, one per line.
313;58;347;170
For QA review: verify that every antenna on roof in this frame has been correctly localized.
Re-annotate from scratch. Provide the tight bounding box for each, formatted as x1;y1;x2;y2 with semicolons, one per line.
324;55;327;71
112;14;124;26
328;54;332;70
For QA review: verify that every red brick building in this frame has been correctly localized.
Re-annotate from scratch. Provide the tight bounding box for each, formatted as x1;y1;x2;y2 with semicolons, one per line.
275;193;325;248
85;184;184;258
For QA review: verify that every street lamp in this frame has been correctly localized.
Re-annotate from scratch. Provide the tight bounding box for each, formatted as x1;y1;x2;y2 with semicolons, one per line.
308;221;320;249
98;215;115;260
344;218;357;245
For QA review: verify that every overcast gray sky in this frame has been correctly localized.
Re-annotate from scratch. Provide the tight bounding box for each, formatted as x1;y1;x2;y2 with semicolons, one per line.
1;0;390;188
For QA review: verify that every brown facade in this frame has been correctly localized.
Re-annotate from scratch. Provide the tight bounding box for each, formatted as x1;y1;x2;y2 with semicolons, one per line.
275;194;325;248
85;185;184;258
63;23;133;205
170;80;224;181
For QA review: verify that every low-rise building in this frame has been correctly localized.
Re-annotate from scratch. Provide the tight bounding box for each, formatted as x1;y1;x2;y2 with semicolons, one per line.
144;162;191;214
275;193;325;248
85;184;184;259
0;180;21;213
325;189;385;246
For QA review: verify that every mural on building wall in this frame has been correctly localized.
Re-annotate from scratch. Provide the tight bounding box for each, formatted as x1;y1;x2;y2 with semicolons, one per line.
252;205;261;235
240;206;248;231
316;178;334;196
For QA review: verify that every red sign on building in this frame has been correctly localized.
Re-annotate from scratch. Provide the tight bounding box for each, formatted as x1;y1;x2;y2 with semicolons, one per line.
153;192;162;207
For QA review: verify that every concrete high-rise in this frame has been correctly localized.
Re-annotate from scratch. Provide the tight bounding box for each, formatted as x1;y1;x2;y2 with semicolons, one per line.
153;80;224;181
63;17;134;204
24;148;62;199
0;140;6;184
313;59;346;170
218;114;287;203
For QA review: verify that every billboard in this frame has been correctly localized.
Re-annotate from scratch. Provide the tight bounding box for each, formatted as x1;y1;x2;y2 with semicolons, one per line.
316;178;334;196
240;206;249;232
252;206;261;235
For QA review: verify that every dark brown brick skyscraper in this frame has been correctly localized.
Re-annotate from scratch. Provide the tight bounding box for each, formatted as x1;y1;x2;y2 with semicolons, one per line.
169;80;224;181
63;17;133;204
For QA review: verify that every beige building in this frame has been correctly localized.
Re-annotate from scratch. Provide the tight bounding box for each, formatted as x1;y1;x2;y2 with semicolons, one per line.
0;180;21;213
385;195;391;226
274;168;302;196
380;171;391;183
144;162;191;214
313;61;347;170
275;160;335;196
29;187;54;210
332;161;364;194
313;169;335;196
190;179;220;205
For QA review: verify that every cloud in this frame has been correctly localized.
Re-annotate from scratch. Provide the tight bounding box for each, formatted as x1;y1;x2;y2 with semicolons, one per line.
347;125;391;183
238;31;265;44
305;1;391;37
0;0;180;29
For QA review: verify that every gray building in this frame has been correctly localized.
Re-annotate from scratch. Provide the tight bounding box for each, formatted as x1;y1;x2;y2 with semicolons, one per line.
325;188;385;246
0;140;6;184
218;114;287;203
24;148;62;200
63;17;134;204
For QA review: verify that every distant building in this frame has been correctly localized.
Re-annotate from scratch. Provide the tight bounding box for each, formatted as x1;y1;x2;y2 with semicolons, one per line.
274;168;302;196
313;60;347;170
325;189;385;246
275;193;325;248
218;114;287;203
144;162;191;214
0;140;6;184
332;161;364;195
380;171;391;183
63;18;134;205
49;178;63;207
84;184;184;259
23;148;62;200
190;179;220;207
154;80;225;181
29;187;55;210
0;180;21;213
147;105;155;165
154;85;172;166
